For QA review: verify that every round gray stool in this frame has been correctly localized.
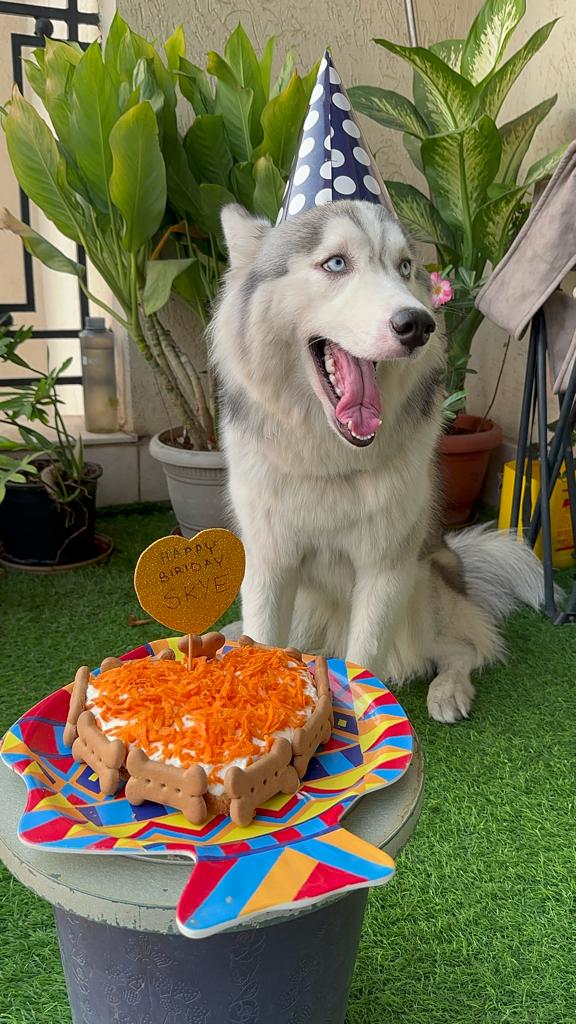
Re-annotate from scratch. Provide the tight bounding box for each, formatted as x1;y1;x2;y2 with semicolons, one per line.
0;742;423;1023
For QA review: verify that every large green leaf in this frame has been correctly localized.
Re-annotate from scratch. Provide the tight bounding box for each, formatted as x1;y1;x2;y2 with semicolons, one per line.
172;260;207;316
178;58;214;115
421;115;501;231
254;73;307;175
44;38;81;72
403;132;424;173
0;208;85;276
348;85;428;139
259;36;275;98
69;42;120;211
229;161;255;211
271;51;295;98
43;39;81;144
213;79;254;162
206;51;238;88
476;21;558;121
104;12;130;83
5;88;83;242
109;102;166;252
163;133;203;224
164;25;185;74
461;0;525;84
253;155;284;222
523;144;567;187
498;96;557;184
142;257;193;314
473;186;526;263
412;39;464;133
431;39;464;73
24;53;46;103
197;183;235;243
132;57;165;120
224;23;266;142
184;115;232;188
375;39;474;131
300;62;321;102
384;181;454;250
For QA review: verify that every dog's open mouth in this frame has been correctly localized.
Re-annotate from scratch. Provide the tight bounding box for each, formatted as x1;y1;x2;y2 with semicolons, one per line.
310;339;381;447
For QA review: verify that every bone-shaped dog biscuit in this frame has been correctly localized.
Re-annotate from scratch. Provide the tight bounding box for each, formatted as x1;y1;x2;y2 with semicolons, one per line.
99;656;124;674
72;710;126;796
291;656;333;778
225;737;300;827
148;647;176;663
125;747;208;825
177;631;225;660
239;635;305;663
63;666;91;748
313;656;332;702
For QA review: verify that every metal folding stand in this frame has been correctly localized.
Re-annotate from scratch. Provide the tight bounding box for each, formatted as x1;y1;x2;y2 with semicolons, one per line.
510;309;576;624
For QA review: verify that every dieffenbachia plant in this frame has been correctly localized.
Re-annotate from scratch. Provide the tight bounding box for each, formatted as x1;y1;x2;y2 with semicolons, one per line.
1;17;316;449
349;0;566;400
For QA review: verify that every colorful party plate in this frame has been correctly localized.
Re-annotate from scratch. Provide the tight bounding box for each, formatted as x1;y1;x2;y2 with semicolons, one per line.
0;638;413;938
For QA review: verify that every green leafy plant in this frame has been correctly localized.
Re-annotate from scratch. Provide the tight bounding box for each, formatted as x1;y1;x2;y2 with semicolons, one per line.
349;0;566;405
1;18;316;449
0;322;86;504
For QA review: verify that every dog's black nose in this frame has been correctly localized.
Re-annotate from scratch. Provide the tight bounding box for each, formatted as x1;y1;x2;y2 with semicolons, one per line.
391;308;435;350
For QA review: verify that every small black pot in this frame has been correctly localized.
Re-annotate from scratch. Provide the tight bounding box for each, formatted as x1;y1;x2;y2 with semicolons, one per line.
0;461;103;566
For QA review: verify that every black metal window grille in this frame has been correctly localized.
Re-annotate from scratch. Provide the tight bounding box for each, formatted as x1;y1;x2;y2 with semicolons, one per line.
0;2;100;387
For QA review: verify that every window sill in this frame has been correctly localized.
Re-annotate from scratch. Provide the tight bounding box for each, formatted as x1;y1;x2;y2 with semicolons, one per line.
1;417;137;446
64;416;138;446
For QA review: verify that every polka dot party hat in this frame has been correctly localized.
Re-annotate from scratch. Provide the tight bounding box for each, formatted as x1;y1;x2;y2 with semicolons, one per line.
277;49;393;223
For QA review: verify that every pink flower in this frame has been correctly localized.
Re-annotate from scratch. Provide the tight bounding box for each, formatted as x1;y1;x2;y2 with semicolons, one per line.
430;272;453;309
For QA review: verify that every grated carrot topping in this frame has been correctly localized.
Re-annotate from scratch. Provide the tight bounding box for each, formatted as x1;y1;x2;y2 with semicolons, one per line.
88;648;315;781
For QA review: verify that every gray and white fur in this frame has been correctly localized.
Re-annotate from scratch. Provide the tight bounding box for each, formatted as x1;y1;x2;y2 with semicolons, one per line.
210;200;546;723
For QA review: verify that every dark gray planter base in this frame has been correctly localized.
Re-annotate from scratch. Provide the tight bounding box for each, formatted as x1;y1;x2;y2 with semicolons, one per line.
54;890;368;1024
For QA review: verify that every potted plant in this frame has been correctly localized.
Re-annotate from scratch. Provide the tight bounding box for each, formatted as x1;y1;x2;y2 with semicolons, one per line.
0;321;104;568
350;0;567;525
1;17;316;536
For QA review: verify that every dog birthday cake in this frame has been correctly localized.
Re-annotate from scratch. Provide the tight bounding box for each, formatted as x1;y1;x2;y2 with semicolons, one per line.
64;633;333;827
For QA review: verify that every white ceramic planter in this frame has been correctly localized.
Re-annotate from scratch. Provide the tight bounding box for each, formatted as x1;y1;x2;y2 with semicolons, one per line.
149;431;228;537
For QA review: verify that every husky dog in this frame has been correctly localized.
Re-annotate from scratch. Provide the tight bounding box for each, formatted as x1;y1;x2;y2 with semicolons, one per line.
210;201;546;723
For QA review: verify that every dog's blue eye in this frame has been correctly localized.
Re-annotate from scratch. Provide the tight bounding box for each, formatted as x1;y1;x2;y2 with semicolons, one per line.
399;259;412;278
323;255;347;273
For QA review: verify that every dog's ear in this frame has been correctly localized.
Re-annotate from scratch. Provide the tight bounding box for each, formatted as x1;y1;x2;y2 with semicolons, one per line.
221;204;270;269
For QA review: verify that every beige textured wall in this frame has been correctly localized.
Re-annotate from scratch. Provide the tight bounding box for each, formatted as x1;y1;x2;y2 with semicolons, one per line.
117;0;576;440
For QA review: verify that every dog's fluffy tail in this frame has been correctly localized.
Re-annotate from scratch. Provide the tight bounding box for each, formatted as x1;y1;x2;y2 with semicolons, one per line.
446;525;550;621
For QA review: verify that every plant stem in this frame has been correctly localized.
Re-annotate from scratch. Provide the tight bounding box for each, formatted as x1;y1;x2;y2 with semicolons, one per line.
446;307;484;395
78;280;131;331
144;315;207;448
457;139;474;268
152;314;214;441
478;334;511;428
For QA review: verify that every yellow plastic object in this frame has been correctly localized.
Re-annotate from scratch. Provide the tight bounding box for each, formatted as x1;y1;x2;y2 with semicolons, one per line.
498;460;575;569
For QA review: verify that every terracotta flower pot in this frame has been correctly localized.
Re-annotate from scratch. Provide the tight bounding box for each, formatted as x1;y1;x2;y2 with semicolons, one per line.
439;413;503;527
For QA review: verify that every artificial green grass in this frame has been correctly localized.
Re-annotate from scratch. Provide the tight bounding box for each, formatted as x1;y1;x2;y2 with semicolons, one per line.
0;503;574;1024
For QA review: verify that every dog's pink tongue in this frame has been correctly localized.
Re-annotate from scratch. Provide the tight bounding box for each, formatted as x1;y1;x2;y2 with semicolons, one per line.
332;344;381;436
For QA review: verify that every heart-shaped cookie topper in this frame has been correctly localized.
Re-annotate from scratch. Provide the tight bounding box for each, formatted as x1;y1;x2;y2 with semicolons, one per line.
134;529;245;634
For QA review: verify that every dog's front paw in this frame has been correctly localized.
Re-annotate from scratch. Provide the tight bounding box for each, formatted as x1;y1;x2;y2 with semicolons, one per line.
427;672;475;724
